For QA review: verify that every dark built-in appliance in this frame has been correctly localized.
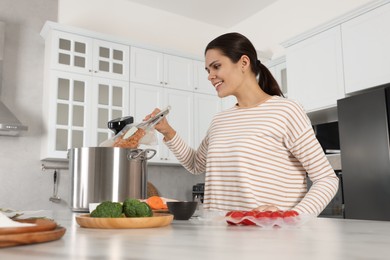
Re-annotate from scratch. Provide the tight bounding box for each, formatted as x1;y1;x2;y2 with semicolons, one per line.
192;183;204;203
338;83;390;221
311;121;344;218
314;121;340;154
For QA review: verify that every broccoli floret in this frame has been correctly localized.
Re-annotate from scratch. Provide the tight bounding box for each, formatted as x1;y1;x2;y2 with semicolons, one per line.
123;198;153;218
90;201;123;218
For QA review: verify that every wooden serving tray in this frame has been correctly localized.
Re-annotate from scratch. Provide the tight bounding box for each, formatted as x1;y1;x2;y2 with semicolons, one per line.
0;219;57;235
0;224;66;248
76;213;173;229
152;209;170;213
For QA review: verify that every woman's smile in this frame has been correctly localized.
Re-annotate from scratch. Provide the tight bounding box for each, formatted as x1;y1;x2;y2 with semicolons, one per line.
213;80;223;91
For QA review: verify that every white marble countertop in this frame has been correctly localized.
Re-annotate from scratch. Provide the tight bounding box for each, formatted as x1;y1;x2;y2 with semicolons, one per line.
2;210;390;260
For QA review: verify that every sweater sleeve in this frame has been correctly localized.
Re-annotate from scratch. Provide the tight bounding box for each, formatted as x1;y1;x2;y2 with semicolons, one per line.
284;102;339;216
164;133;208;175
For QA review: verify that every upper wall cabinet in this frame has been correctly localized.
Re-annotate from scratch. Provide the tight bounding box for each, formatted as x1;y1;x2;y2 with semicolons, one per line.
286;26;345;112
48;31;130;81
194;60;216;95
220;95;237;111
266;57;288;97
130;47;193;92
40;22;221;162
282;1;390;112
41;23;130;160
342;3;390;94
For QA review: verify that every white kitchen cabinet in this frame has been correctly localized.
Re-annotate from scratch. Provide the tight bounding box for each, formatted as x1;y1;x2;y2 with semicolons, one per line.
286;26;345;112
129;83;163;163
130;47;193;92
163;89;193;163
41;71;129;160
194;60;216;95
130;83;193;164
91;78;130;146
342;3;390;93
194;93;221;148
41;24;130;160
47;30;129;81
41;71;92;160
40;22;216;162
266;57;288;97
221;95;237;110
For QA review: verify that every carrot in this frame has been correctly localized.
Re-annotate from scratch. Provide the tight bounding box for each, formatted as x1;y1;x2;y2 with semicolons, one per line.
146;196;167;210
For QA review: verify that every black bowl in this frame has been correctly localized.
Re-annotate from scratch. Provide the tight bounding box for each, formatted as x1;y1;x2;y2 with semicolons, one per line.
167;201;198;220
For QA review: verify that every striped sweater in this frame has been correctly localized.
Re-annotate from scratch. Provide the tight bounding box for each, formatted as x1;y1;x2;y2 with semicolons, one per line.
165;96;339;215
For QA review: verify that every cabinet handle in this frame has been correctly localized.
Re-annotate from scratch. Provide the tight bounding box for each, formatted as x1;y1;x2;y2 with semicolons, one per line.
94;71;98;73
160;81;163;84
164;82;168;85
89;69;92;72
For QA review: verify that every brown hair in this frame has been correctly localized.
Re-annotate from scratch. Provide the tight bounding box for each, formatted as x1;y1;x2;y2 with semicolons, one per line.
205;32;283;97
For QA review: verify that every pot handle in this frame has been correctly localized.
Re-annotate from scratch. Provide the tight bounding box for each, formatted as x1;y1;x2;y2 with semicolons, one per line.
143;149;157;160
127;149;156;160
127;149;143;160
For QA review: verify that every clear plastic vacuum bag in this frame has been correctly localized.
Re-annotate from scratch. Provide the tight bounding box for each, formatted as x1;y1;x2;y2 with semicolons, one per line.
99;106;170;149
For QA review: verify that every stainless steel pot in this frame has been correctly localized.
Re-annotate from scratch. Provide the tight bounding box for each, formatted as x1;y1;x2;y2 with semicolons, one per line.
68;147;156;212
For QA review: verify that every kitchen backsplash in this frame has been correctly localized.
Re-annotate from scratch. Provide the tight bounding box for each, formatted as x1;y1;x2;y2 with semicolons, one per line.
148;165;205;201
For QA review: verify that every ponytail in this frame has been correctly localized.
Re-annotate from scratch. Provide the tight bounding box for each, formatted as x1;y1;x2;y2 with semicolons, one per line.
256;61;284;97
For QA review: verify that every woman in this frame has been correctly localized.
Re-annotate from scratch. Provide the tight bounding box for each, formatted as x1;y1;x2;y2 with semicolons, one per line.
147;32;339;216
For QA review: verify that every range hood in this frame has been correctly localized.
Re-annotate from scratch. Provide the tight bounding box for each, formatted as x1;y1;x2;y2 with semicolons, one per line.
0;101;28;136
0;21;28;136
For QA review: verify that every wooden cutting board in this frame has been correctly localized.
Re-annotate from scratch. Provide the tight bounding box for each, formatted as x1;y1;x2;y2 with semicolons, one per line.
76;213;173;229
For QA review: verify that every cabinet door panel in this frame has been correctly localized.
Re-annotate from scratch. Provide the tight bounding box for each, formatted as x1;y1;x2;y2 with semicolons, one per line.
91;78;130;146
221;95;237;111
164;54;193;92
194;60;215;95
194;93;221;147
286;26;344;111
164;89;194;163
130;47;164;86
267;61;288;97
93;40;130;81
130;83;163;123
43;71;92;159
130;83;164;163
50;31;93;75
342;3;390;93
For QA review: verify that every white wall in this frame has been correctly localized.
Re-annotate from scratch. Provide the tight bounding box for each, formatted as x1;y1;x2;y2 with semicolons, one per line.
0;0;58;210
58;0;225;59
59;0;373;58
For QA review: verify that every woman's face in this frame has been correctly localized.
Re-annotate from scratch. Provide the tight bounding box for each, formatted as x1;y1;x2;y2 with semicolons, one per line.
205;49;244;98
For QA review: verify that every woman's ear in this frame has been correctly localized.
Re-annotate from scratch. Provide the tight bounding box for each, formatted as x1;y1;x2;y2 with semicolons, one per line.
240;55;251;71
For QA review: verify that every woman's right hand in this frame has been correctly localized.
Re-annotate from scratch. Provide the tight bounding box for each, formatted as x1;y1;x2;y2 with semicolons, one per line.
144;108;176;141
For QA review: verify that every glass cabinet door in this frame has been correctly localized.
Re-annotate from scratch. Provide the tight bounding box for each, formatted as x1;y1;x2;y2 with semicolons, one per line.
92;78;129;146
49;71;91;158
50;31;93;75
93;40;130;81
50;31;129;81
